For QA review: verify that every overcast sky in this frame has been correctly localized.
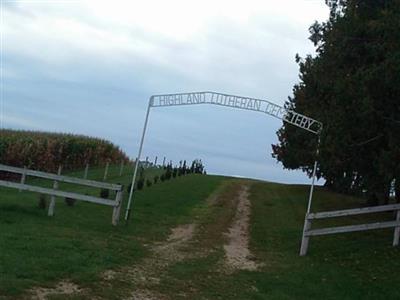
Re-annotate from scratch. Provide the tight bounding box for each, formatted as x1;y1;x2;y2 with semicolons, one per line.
1;0;329;183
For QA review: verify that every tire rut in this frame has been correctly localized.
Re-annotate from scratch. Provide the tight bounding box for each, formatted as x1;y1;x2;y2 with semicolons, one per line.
28;181;260;300
223;185;259;271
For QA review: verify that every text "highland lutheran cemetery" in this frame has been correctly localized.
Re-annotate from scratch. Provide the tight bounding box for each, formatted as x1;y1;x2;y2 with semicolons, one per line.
151;92;322;134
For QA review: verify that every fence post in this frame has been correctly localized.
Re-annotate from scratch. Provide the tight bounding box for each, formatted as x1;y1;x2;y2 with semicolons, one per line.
119;160;124;176
300;216;312;256
84;163;89;179
154;156;158;166
162;157;166;167
103;162;110;181
48;165;62;217
393;210;400;246
19;166;27;192
112;189;123;226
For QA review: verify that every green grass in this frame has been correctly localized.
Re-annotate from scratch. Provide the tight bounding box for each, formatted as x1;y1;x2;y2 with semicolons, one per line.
141;181;400;300
248;182;400;299
0;165;224;297
2;169;400;299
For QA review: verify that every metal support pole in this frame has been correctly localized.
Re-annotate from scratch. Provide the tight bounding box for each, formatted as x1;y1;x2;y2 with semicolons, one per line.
300;137;321;256
306;159;318;215
125;97;153;221
299;218;312;256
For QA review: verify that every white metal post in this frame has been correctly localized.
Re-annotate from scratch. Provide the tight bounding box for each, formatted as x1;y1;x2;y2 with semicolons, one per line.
112;189;123;226
306;159;319;215
300;137;321;256
19;166;27;192
125;97;153;221
103;161;110;181
299;218;312;256
84;163;89;179
299;159;318;256
48;165;62;217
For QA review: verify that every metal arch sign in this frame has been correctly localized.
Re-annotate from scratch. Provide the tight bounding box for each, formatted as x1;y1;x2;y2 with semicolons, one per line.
125;91;323;223
150;91;322;135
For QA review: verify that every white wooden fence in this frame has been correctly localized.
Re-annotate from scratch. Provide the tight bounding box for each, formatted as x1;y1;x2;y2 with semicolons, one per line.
0;164;124;225
300;203;400;255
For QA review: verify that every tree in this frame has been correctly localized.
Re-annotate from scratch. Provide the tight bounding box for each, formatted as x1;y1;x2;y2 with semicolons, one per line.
182;160;187;175
272;0;400;203
165;163;173;180
136;166;145;190
190;159;205;174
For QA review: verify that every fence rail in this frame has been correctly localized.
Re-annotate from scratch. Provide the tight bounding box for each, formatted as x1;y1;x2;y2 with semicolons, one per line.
307;203;400;219
300;203;400;256
0;164;123;225
0;164;121;190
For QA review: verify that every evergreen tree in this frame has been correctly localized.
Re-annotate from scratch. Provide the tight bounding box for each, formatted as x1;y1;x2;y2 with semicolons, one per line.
165;163;172;180
182;160;187;175
272;0;400;203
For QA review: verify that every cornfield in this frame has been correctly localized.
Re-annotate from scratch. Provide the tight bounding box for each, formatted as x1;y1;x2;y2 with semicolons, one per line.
0;129;129;173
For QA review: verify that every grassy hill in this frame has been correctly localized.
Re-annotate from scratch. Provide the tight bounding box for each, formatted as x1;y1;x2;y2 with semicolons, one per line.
1;166;400;299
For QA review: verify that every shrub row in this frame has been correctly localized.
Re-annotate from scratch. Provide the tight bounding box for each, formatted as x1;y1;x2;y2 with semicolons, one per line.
131;159;207;192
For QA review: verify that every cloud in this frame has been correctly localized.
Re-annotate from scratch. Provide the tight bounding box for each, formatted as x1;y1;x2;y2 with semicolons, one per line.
2;0;329;183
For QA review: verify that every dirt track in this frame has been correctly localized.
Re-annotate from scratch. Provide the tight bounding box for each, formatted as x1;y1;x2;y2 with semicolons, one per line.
224;185;259;271
29;182;259;300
